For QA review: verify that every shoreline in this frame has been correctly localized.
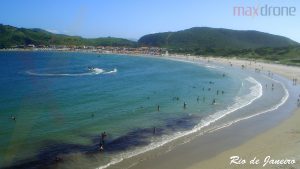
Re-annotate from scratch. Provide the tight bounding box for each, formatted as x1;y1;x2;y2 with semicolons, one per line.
186;56;300;169
105;54;300;169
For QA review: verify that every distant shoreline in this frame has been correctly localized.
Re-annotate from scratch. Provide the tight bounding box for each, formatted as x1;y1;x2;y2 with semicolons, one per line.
1;48;299;69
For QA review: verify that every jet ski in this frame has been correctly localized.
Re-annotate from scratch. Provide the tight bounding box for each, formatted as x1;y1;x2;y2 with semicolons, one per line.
88;67;105;74
88;66;96;71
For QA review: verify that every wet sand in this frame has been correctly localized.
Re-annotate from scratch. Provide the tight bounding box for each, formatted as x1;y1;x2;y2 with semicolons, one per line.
187;109;300;169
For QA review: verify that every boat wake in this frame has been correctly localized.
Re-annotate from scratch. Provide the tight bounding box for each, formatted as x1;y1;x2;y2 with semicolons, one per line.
26;68;117;77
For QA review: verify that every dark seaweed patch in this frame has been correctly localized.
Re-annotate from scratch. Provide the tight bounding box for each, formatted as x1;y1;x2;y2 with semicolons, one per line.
2;114;200;169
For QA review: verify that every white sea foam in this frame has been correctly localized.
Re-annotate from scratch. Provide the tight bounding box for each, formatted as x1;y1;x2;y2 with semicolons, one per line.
205;65;224;69
25;71;95;76
96;77;266;169
165;57;224;69
104;68;118;74
207;76;289;134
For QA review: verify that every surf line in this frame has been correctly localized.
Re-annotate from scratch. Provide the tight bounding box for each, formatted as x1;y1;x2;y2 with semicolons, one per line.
96;76;263;169
207;75;289;135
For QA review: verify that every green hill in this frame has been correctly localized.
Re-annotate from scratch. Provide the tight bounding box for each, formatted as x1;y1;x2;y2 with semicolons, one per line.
0;24;137;48
138;27;298;49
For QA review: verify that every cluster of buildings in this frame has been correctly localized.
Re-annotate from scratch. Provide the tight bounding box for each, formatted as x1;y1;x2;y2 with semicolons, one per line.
6;44;168;56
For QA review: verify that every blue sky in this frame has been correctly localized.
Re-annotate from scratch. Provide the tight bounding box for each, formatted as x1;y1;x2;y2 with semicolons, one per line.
0;0;299;42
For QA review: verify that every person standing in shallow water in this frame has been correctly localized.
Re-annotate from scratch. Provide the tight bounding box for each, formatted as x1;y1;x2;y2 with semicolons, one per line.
183;102;187;109
101;132;107;142
99;132;107;151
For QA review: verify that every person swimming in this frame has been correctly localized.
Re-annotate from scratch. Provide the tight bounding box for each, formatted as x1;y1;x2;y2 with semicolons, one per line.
11;115;16;121
212;99;216;105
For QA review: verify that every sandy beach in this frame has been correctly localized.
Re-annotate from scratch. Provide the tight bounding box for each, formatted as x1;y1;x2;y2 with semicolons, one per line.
185;57;300;169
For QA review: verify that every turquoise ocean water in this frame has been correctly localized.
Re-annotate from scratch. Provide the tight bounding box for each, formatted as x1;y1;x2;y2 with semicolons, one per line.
0;51;287;169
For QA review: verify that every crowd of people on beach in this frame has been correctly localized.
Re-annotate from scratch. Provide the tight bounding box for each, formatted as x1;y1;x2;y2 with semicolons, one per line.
292;78;298;86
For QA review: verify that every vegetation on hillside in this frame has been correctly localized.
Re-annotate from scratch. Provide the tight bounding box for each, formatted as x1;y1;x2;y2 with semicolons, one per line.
0;24;137;48
1;24;299;66
138;27;298;49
